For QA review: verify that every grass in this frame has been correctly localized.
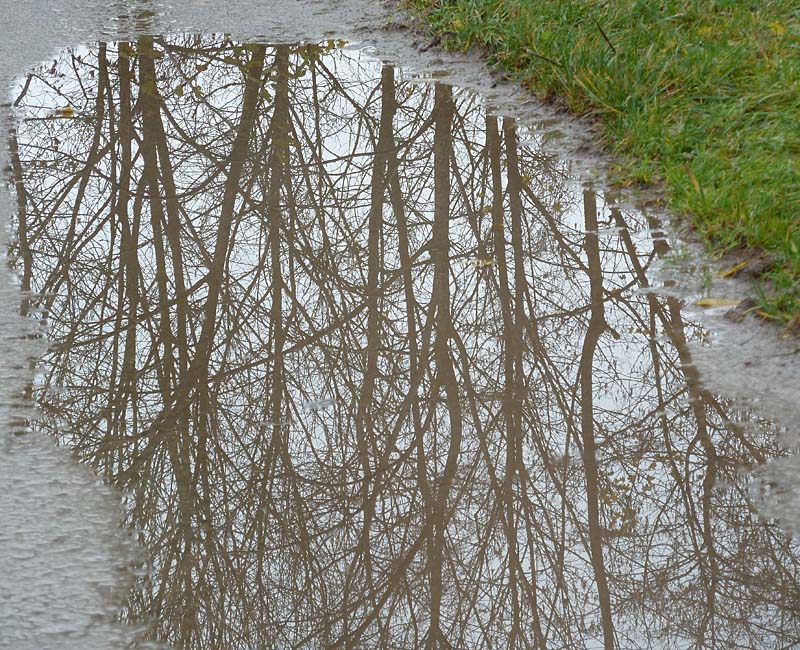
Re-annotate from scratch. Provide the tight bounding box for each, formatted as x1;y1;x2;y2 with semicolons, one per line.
403;0;800;321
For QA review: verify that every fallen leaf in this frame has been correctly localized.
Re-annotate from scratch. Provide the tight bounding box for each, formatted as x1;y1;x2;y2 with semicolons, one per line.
694;298;741;309
768;21;786;37
685;164;701;192
756;309;780;321
716;260;748;278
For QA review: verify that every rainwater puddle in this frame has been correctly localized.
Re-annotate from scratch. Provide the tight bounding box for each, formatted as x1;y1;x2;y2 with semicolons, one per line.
6;35;800;649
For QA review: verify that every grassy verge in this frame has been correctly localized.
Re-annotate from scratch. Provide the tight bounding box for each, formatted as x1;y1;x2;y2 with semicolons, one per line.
404;0;800;321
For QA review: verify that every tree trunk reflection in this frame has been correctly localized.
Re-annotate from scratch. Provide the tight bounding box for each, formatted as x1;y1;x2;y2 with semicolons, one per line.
8;36;800;650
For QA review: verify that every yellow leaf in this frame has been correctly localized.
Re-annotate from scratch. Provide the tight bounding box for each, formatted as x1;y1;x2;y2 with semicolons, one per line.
684;164;701;192
694;298;741;309
716;260;748;278
55;107;74;117
756;309;780;321
768;21;786;37
174;84;184;97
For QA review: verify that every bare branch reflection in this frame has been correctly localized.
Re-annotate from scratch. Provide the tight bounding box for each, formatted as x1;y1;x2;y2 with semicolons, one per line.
9;36;800;649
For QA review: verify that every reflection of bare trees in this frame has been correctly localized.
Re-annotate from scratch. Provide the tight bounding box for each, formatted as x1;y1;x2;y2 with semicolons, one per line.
10;35;800;649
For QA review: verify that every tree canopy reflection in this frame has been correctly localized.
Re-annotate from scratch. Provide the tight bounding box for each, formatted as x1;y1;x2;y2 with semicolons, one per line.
9;35;800;649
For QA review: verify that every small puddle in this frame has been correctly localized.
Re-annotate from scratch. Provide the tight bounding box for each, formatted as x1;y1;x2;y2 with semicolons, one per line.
7;35;800;649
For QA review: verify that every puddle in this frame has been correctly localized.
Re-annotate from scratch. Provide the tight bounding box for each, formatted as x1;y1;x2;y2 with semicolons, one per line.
6;35;800;649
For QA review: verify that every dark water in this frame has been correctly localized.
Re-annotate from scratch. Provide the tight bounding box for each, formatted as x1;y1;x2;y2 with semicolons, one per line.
7;35;800;649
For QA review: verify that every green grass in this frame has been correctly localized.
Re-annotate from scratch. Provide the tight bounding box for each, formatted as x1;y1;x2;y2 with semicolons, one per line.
404;0;800;321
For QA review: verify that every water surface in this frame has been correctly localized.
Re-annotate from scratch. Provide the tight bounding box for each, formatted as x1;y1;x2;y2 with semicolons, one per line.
8;36;800;649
